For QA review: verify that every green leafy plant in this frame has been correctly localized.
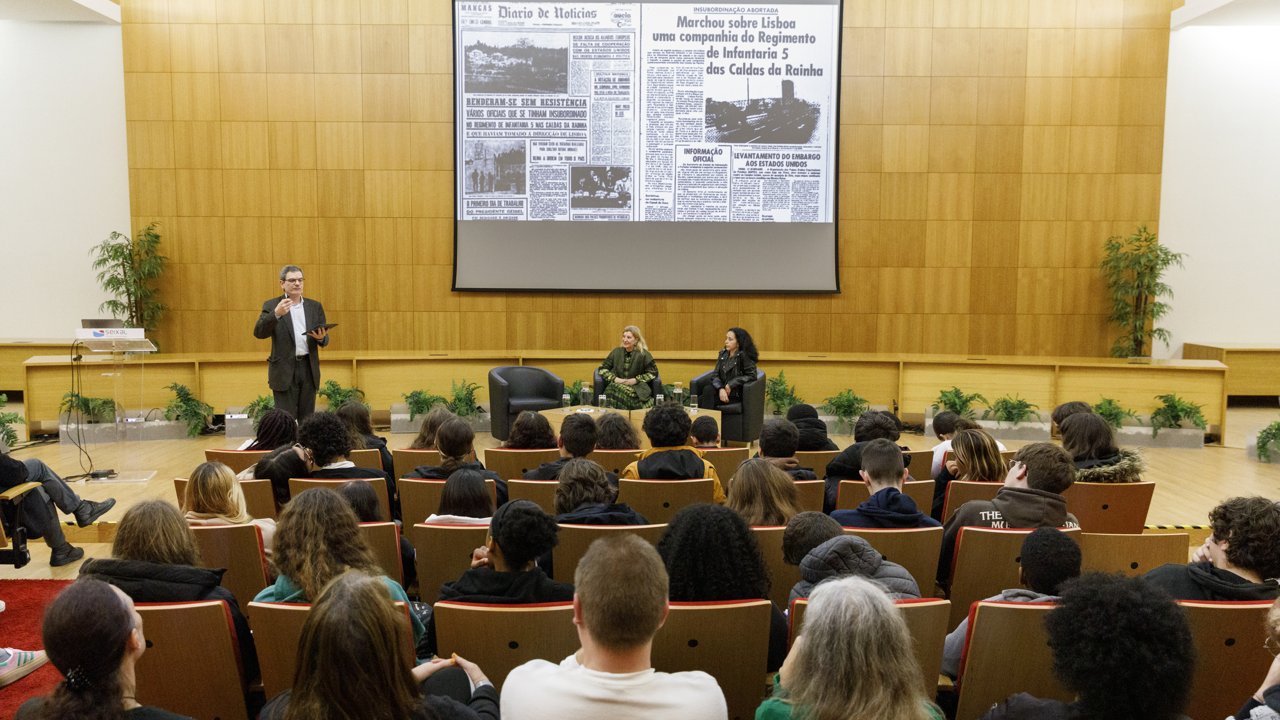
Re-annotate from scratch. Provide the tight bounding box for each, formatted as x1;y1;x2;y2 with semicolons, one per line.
1257;421;1280;462
90;222;167;338
567;380;588;404
447;380;483;417
60;392;116;424
0;393;24;449
821;389;870;427
984;396;1040;425
318;380;366;410
1093;398;1139;430
164;383;213;437
1150;393;1206;438
1101;226;1186;358
765;370;803;415
403;389;447;420
933;387;987;419
244;395;275;430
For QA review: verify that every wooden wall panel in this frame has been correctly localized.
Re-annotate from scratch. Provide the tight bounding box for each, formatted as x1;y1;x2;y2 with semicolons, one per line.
120;0;1181;357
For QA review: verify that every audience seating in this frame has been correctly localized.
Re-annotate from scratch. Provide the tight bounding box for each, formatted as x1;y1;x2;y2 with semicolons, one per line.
593;369;664;409
399;477;497;525
1180;599;1275;720
489;366;565;442
844;526;944;598
752;525;800;610
483;448;562;482
433;601;578;689
553;523;666;583
701;447;750;485
941;480;1002;522
204;448;270;474
407;523;490;601
174;477;277;520
0;481;41;568
836;479;934;513
793;480;823;512
189;524;269;608
1060;481;1155;533
653;599;772;720
392;448;442;484
689;369;766;444
290;478;390;521
1079;532;1188;576
359;521;404;585
135;600;249;720
793;450;838;476
349;448;384;471
947;527;1081;627
906;449;933;480
954;601;1067;720
616;479;715;524
584;449;640;475
507;478;557;513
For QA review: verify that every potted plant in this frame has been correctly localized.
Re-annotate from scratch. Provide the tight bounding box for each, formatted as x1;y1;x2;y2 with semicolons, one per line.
90;222;167;341
317;380;365;410
932;387;986;419
391;389;448;433
821;389;869;435
1092;398;1139;430
59;392;118;444
1146;393;1206;448
0;393;24;451
1250;420;1280;464
1100;226;1186;358
979;395;1050;441
765;370;803;415
447;380;488;431
225;395;273;439
163;383;213;438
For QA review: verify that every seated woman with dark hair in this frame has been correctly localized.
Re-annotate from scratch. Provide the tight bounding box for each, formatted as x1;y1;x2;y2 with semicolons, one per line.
594;411;641;450
338;480;417;592
504;411;557;450
298;412;398;518
424;469;495;525
79;500;259;684
335;401;394;476
657;503;788;672
785;404;838;451
410;406;456;450
407;418;507;505
1059;412;1144;483
17;578;192;720
240;407;298;452
251;443;310;510
698;327;759;411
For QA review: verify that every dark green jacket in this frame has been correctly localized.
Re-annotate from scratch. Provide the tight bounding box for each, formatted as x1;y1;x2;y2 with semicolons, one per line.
599;346;658;401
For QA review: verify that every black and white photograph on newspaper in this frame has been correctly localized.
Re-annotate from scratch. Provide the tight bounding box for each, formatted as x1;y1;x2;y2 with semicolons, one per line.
570;166;632;209
705;77;823;145
464;139;527;195
463;32;570;94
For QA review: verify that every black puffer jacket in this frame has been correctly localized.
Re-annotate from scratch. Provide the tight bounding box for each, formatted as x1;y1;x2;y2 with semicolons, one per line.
790;535;921;603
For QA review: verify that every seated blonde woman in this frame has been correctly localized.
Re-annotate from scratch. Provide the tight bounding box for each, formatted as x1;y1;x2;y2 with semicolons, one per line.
183;461;276;556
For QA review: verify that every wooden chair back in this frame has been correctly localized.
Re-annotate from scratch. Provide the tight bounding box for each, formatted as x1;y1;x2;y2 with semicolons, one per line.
135;600;248;720
584;449;641;475
408;523;491;601
836;479;934;513
942;480;1002;522
290;478;390;521
653;600;773;720
1079;532;1188;576
433;601;578;689
204;448;270;474
553;523;666;583
1060;481;1155;533
948;527;1081;627
399;478;497;525
393;448;442;482
190;524;269;608
483;448;562;482
752;525;800;610
844;526;944;597
349;448;383;471
174;477;278;520
955;601;1067;720
794;450;839;475
705;447;750;486
1181;600;1275;720
508;479;558;513
906;449;934;480
359;521;404;585
793;480;824;512
616;479;716;524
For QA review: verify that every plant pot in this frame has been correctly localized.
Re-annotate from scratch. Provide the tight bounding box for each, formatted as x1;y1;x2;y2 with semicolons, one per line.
1247;438;1280;464
820;416;855;436
1116;423;1205;449
59;413;120;444
976;418;1052;442
123;416;190;441
225;407;254;439
390;403;422;434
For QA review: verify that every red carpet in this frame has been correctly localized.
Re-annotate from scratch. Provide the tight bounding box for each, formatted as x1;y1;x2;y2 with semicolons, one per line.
0;580;70;718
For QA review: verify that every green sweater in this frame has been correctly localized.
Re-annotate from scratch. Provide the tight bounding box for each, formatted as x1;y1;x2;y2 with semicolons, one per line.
598;346;658;402
253;573;425;645
755;675;945;720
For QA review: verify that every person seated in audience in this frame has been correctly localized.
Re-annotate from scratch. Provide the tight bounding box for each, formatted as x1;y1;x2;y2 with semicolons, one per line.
725;458;802;527
1060;412;1144;483
786;404;838;451
621;403;724;503
789;534;921;604
523;413;617;484
182;460;276;555
758;418;817;480
254;488;424;645
928;410;960;479
1050;400;1093;435
80;500;258;684
830;439;940;529
298;411;398;519
597;325;659;410
259;571;497;720
781;511;843;568
424;469;495;525
17;578;192;720
0;450;114;566
931;427;1009;518
757;575;945;720
698;327;759;411
941;528;1081;680
554;458;647;525
504;410;557;449
690;415;721;449
409;406;456;450
937;443;1080;590
1144;495;1280;601
501;535;727;719
658;504;788;671
251;443;309;510
335;401;394;475
595;411;641;450
338;480;417;592
407;417;507;505
1233;597;1280;720
822;411;910;513
980;573;1195;720
239;407;297;451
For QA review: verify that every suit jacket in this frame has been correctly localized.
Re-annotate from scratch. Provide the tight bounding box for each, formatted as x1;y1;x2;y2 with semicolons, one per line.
253;297;328;391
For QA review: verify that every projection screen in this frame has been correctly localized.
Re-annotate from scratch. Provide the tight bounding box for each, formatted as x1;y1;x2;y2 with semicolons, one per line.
453;0;842;292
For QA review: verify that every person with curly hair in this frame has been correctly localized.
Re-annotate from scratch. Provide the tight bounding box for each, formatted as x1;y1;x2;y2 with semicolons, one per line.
1144;496;1280;601
523;413;618;484
831;439;939;529
410;406;456;450
821;411;911;512
698;327;759;411
334;401;394;475
425;469;494;525
725;458;802;527
594;411;641;450
597;326;659;410
657;504;787;672
621;403;724;503
1060;412;1144;483
757;418;817;480
254;488;424;644
980;573;1196;720
241;407;298;451
407;418;507;505
298;412;398;518
504;411;557;450
1233;598;1280;720
757;575;944;720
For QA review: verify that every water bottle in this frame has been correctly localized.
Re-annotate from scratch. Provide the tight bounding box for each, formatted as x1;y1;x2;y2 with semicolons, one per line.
672;386;683;405
580;384;592;406
597;394;608;408
689;395;699;412
655;393;665;405
562;393;571;408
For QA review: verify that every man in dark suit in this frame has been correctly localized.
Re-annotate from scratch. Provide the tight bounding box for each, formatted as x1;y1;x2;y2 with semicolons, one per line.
253;265;329;421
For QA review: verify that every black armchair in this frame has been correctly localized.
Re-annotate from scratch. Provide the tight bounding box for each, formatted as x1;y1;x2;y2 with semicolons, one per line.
689;369;766;443
488;366;565;442
593;369;663;407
